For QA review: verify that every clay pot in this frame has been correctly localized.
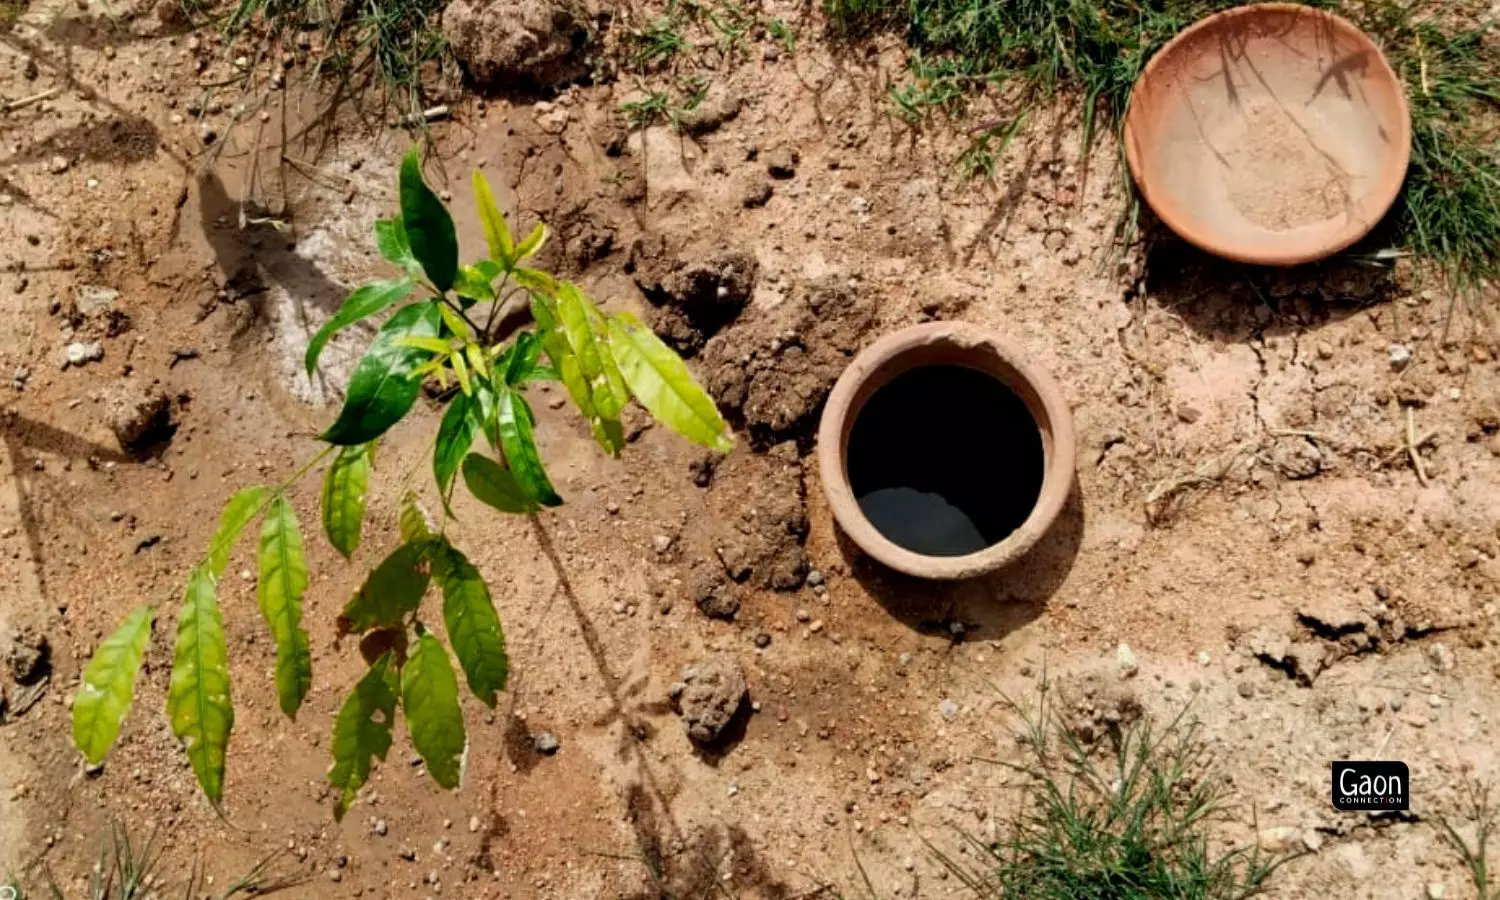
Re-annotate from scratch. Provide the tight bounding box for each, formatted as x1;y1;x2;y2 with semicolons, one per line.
817;322;1076;580
1123;3;1410;266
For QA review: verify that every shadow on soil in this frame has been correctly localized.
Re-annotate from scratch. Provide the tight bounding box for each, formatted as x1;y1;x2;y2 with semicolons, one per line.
839;481;1084;642
526;517;818;899
1140;231;1398;341
0;415;132;623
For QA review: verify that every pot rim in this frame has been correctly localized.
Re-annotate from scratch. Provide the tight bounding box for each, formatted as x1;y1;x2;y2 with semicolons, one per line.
817;321;1076;580
1121;2;1412;267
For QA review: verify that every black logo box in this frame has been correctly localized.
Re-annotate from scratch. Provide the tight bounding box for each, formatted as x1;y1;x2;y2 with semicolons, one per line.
1331;761;1410;811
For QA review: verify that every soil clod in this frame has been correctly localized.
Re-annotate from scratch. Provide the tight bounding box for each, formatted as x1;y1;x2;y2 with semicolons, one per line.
676;654;748;744
442;0;588;89
102;379;172;450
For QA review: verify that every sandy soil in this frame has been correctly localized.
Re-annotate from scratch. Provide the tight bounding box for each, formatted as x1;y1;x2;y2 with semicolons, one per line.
4;0;1500;898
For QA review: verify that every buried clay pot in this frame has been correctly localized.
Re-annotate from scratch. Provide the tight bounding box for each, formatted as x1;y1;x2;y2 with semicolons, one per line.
817;322;1075;580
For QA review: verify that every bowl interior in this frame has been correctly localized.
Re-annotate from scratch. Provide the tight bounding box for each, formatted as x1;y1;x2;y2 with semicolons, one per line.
1125;4;1410;265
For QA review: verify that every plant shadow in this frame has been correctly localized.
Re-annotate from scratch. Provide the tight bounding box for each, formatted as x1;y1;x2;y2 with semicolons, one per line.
525;516;825;898
838;482;1085;642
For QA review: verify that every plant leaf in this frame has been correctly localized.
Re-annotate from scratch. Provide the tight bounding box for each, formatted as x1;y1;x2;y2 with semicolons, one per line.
398;490;435;543
472;170;514;264
557;284;628;419
514;222;548;261
593;417;626;456
512;266;557;297
434;392;479;498
258;496;313;718
341;542;431;633
584;301;630;418
375;217;421;275
497;389;561;506
71;606;153;765
452;265;496;302
322;444;373;559
399;149;458;292
167;567;234;805
450;348;473;395
433;541;508;706
471;381;502;450
304;277;417;376
321;301;442;446
607;312;733;452
461;453;533;514
401;632;466;790
205;485;269;580
504;332;545;386
326;652;399;820
436;303;473;340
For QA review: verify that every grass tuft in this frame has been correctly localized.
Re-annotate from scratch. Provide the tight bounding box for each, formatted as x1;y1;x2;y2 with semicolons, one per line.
919;689;1295;899
221;0;451;116
1441;781;1500;899
826;0;1500;290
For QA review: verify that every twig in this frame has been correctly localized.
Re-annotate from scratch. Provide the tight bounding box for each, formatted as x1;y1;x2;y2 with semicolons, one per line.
281;154;352;189
239;118;266;230
1406;406;1431;487
393;105;451;128
2;86;61;112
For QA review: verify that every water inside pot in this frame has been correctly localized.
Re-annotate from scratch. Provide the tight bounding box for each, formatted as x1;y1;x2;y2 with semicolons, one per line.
847;364;1044;557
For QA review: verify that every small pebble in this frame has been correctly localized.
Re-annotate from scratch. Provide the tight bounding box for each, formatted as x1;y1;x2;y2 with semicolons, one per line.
468;816;481;833
373;819;388;836
652;534;673;553
1116;642;1138;678
1389;343;1413;370
939;699;958;721
533;732;560;755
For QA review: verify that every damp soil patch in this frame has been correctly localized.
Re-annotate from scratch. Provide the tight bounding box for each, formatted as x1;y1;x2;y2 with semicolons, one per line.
846;364;1043;557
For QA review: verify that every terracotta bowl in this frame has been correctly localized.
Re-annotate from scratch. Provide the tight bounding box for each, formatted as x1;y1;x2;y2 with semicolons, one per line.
817;322;1076;581
1123;3;1411;266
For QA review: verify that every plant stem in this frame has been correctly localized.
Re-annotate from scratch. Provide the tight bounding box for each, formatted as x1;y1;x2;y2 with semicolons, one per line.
482;272;514;339
199;445;335;571
441;295;484;336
